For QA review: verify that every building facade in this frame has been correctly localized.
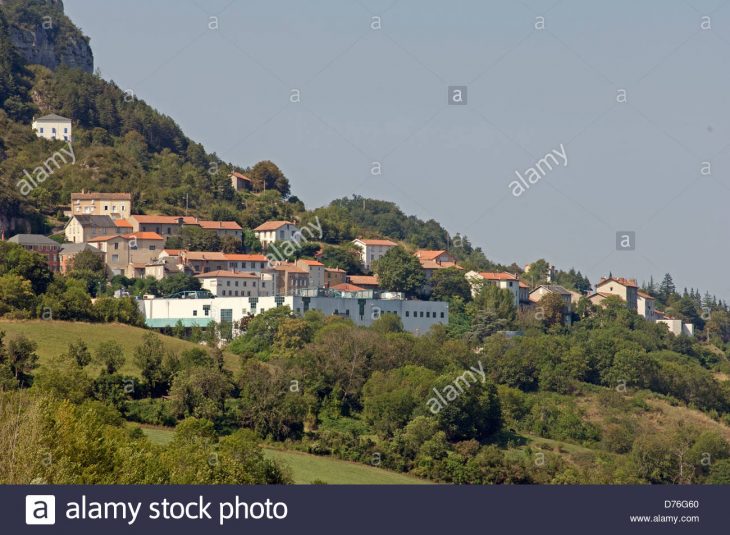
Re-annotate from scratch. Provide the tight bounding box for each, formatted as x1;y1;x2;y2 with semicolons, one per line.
70;192;132;218
352;238;398;272
254;221;300;248
7;234;61;272
32;114;72;141
139;294;449;335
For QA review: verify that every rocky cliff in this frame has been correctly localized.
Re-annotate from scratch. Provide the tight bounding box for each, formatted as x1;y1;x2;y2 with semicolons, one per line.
0;0;93;73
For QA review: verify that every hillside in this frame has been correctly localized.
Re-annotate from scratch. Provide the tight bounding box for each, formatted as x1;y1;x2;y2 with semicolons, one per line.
0;319;240;374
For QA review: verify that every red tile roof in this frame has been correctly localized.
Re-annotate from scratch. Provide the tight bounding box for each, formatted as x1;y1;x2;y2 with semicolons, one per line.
195;270;259;278
298;259;325;267
230;171;252;182
114;219;132;228
347;275;379;286
71;192;131;201
476;272;519;281
130;214;197;224
597;277;638;288
637;290;655;300
223;253;268;262
254;220;296;231
124;232;164;241
331;283;366;292
197;220;242;231
414;250;448;260
183;251;228;261
162;249;184;256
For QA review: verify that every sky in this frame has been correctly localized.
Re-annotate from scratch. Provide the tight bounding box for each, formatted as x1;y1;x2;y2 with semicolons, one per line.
62;0;730;298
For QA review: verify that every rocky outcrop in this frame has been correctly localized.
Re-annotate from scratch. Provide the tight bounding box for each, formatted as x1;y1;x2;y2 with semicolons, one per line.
0;0;93;73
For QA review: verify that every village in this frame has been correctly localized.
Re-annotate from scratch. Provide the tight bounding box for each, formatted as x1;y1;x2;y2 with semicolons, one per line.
2;114;694;338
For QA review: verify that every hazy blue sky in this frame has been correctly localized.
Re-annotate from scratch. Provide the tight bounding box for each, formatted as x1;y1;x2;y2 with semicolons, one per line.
63;0;730;297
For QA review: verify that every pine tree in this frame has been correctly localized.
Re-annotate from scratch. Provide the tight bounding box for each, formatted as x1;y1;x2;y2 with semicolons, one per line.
658;273;675;302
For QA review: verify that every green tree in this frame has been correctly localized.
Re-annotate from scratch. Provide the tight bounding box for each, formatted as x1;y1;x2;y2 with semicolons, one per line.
3;334;38;385
133;332;166;395
95;341;125;375
430;267;471;302
249;160;290;196
373;246;425;297
0;273;35;317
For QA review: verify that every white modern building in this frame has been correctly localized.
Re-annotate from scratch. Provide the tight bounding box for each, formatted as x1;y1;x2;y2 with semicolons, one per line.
657;318;694;337
32;113;72;141
139;293;448;335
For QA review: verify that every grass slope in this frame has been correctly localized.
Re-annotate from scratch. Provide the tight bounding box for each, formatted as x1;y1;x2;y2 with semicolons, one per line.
0;320;239;375
135;424;428;485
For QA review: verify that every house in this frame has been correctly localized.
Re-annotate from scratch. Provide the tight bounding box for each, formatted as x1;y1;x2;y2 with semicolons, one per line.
637;290;657;321
87;232;165;276
195;270;275;298
70;192;132;219
195;220;243;241
64;215;119;244
465;271;521;305
657;317;694;337
272;264;309;295
59;243;104;274
144;259;180;281
324;267;347;288
179;252;269;275
128;215;195;237
518;281;531;305
347;274;380;290
414;250;456;264
223;253;270;273
331;283;367;293
32;114;72;141
296;259;326;288
254;221;300;248
139;294;449;335
593;277;638;312
529;285;573;308
230;171;253;192
7;234;61;272
352;238;398;271
414;250;460;294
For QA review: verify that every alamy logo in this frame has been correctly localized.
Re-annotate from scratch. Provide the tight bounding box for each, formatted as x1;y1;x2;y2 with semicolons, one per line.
25;495;56;525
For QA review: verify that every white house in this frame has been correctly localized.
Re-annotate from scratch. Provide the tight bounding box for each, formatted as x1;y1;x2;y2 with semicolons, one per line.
32;114;72;141
254;221;300;248
465;271;521;305
138;294;449;335
194;270;275;297
637;290;657;321
352;238;398;272
657;318;694;337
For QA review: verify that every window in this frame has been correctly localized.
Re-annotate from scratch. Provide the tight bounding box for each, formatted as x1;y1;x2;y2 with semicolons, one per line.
221;290;226;296
226;281;231;287
114;242;119;250
104;205;108;211
405;311;410;317
203;305;210;316
242;262;247;269
426;311;430;318
420;311;424;318
149;245;156;251
52;128;56;134
440;312;445;318
39;127;44;133
193;310;198;316
235;281;239;287
64;127;68;133
111;254;119;262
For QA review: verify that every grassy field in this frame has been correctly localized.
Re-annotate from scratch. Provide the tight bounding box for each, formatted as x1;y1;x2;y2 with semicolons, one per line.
0;320;240;375
134;424;428;485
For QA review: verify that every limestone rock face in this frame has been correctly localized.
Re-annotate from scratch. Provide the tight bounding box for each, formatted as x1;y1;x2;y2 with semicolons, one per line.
1;0;94;73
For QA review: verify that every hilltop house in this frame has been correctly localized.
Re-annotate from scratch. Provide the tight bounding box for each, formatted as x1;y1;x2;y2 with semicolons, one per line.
87;232;165;276
32;114;72;141
230;171;253;192
637;290;657;321
590;277;638;312
254;221;300;248
352;238;398;272
529;285;573;307
7;234;61;272
414;249;460;294
69;192;132;219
